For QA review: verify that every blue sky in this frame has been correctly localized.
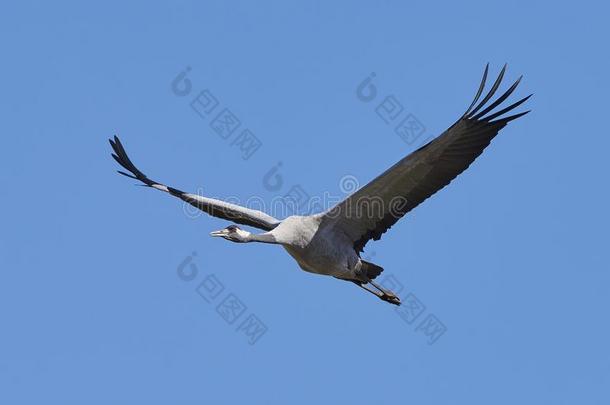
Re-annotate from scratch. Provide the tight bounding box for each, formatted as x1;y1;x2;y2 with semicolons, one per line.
1;1;609;404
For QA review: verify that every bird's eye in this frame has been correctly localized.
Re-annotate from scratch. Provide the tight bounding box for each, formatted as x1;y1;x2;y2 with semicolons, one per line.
226;225;238;232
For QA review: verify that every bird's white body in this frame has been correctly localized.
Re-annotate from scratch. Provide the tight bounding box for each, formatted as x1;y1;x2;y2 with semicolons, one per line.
272;215;360;279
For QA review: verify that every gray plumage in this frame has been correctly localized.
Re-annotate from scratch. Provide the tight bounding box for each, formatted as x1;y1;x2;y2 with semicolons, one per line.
110;64;531;305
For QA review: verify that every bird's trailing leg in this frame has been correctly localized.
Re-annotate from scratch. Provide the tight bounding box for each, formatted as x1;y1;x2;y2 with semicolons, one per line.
367;278;400;300
351;280;401;306
369;278;401;306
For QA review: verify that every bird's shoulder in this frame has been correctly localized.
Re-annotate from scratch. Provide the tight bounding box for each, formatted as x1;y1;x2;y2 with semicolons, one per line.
271;215;322;246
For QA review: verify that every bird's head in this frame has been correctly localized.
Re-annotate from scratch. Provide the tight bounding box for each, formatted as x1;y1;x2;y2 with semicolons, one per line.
209;224;251;243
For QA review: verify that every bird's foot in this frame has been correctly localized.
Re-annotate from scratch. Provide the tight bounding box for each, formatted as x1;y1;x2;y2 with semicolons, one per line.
380;291;401;306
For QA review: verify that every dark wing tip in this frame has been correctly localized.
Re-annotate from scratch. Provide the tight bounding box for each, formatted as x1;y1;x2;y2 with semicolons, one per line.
108;136;152;185
117;170;138;180
471;75;524;121
464;64;490;115
468;64;507;118
483;93;532;122
111;153;123;167
459;61;531;124
492;109;531;124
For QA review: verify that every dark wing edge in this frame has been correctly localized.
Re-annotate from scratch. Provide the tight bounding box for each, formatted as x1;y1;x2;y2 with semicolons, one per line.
464;63;532;124
109;136;280;231
352;64;532;252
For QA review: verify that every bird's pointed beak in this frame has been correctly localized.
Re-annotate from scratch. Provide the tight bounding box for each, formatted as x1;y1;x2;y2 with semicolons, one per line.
209;229;226;237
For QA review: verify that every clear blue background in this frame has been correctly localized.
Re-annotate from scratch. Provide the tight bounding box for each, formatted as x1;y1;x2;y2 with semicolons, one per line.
1;1;608;404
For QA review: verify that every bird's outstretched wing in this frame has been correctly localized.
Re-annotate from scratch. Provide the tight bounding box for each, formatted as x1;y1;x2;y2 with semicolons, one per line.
109;136;281;231
320;64;531;252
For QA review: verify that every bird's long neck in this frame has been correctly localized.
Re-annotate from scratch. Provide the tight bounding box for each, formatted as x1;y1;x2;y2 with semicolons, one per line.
245;232;278;244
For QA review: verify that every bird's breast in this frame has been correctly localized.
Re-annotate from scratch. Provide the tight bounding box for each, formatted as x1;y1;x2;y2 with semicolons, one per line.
282;230;357;279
